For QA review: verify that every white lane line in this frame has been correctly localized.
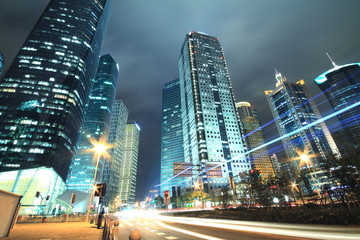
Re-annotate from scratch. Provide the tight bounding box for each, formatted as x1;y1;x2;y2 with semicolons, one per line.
145;227;151;229
165;237;178;239
155;221;224;240
136;222;144;225
150;229;157;232
156;232;166;235
127;222;135;227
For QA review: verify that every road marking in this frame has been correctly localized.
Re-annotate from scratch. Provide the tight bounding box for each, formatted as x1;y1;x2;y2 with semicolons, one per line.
119;223;124;228
155;221;224;240
145;227;151;229
136;222;144;225
165;237;178;239
150;229;157;232
156;232;166;235
127;222;135;227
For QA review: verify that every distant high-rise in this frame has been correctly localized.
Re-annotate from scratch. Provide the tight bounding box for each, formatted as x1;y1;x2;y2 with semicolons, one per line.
236;102;275;181
265;71;339;189
0;52;4;76
102;100;128;207
314;61;360;149
67;54;119;193
0;0;111;214
179;31;250;189
160;79;185;196
118;121;140;205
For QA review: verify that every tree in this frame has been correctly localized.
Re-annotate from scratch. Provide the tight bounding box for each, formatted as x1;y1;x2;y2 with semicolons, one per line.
217;187;232;209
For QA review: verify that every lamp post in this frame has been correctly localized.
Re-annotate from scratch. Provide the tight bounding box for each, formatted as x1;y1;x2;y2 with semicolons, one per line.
300;154;322;199
86;142;108;222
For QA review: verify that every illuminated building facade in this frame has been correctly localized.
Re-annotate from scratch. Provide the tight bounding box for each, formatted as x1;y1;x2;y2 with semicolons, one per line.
236;102;275;182
102;100;128;207
0;0;110;213
265;71;339;189
118;121;140;205
179;31;250;190
66;54;118;193
0;0;111;181
160;79;185;196
315;62;360;149
0;51;4;76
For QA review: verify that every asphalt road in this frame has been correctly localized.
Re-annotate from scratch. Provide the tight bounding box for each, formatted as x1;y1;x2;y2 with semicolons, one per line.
114;211;360;240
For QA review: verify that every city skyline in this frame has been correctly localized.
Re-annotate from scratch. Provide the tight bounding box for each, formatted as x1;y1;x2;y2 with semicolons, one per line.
1;0;360;200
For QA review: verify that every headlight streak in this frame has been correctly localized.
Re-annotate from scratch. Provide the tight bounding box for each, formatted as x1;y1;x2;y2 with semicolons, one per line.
153;216;360;240
154;220;224;240
154;71;360;189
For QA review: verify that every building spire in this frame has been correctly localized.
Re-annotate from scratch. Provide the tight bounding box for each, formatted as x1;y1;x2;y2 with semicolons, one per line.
326;52;337;68
275;69;284;87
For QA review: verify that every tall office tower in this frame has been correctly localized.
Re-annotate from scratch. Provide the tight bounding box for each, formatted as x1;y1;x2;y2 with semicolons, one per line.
265;71;339;189
160;79;185;196
102;100;128;208
67;54;118;194
118;121;140;205
236;102;275;182
270;154;281;176
0;51;4;76
0;0;110;214
314;61;360;149
179;31;250;190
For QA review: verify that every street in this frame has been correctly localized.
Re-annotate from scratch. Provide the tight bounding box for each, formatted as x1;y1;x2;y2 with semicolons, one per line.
7;211;360;240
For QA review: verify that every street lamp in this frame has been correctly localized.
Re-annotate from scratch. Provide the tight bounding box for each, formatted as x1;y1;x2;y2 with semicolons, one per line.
299;153;322;199
86;141;109;222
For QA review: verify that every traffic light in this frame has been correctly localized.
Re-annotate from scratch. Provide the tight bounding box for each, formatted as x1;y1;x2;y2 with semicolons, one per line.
35;191;40;198
164;190;169;198
46;195;50;201
95;183;106;197
71;194;77;204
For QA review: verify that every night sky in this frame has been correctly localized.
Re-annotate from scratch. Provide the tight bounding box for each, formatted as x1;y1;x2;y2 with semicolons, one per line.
1;0;360;201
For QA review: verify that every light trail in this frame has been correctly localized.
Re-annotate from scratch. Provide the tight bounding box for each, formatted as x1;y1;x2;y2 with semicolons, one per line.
155;99;360;188
154;216;360;240
154;71;360;189
155;220;224;240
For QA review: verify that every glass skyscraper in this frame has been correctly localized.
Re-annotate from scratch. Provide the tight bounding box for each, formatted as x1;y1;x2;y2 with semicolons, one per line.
236;102;275;181
0;51;4;77
66;54;118;193
0;0;111;181
118;121;140;205
315;62;360;149
265;71;339;189
160;79;185;196
179;31;250;189
102;100;128;208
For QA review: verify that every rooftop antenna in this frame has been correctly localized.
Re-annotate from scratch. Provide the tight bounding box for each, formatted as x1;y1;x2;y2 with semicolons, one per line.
326;52;337;68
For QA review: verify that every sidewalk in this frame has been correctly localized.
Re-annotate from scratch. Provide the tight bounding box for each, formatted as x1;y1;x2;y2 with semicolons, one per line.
5;222;102;240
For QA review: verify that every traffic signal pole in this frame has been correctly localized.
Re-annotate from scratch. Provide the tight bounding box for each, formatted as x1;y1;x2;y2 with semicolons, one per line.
66;193;73;222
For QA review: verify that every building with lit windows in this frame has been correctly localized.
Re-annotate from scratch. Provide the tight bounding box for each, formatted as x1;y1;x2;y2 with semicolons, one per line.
265;71;339;190
66;54;118;194
314;61;360;149
236;102;275;182
0;51;4;77
179;31;250;190
160;79;185;196
118;121;140;205
102;100;128;208
0;0;110;214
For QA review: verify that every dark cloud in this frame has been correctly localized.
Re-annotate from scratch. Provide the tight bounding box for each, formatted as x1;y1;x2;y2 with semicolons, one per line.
1;0;360;200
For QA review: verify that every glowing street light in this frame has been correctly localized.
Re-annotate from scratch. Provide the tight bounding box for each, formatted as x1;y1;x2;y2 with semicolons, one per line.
297;151;322;199
86;139;109;222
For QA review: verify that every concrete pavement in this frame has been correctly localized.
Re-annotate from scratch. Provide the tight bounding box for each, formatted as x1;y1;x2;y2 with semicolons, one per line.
6;222;102;240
